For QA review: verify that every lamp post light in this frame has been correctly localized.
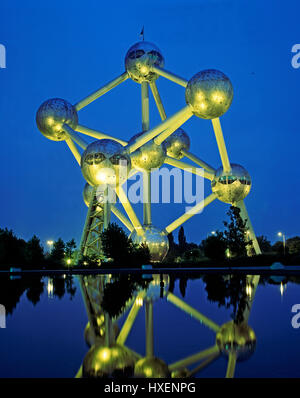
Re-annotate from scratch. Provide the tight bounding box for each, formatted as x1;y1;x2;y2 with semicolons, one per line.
277;232;286;255
47;240;54;253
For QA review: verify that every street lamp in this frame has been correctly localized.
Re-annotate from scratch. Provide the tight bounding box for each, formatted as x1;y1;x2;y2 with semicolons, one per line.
277;232;286;255
47;240;54;253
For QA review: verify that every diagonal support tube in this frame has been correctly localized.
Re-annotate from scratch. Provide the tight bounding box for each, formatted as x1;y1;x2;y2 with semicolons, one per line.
74;72;129;111
225;352;237;378
211;118;231;173
166;292;220;333
236;200;261;255
164;156;215;181
169;345;220;372
111;204;134;232
181;149;216;174
63;124;88;150
76;124;128;146
152;66;188;88
149;81;167;120
165;193;217;233
117;291;146;345
115;186;143;235
125;106;193;154
65;138;81;165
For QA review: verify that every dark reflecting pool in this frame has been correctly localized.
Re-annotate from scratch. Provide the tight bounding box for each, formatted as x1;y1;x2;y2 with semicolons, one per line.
0;272;299;378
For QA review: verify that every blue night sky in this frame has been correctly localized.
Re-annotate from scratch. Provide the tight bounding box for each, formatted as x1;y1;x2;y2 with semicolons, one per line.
1;0;300;248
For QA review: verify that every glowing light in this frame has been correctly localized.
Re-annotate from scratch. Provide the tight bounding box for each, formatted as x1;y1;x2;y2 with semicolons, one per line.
47;278;53;298
47;117;54;126
246;284;252;297
278;232;283;237
66;258;71;265
47;240;54;246
280;282;284;296
100;348;111;361
140;66;148;74
96;171;108;183
212;91;224;103
136;297;144;307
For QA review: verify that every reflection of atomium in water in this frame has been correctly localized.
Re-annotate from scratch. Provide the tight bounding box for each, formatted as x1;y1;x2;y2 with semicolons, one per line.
36;38;262;263
77;274;260;379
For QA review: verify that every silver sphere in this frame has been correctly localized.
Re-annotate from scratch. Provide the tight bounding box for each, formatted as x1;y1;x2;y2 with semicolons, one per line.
36;98;78;141
125;41;164;83
216;321;256;361
129;132;166;171
83;183;105;213
185;70;233;119
134;357;170;378
130;225;169;263
211;164;251;204
81;139;131;186
162;128;190;159
82;343;136;378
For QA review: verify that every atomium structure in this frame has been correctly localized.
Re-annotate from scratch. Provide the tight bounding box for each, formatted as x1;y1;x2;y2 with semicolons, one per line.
36;40;261;262
75;273;260;379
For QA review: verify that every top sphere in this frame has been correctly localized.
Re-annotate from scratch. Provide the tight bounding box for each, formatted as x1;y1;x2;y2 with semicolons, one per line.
36;98;78;141
81;139;131;186
185;70;233;119
125;41;164;83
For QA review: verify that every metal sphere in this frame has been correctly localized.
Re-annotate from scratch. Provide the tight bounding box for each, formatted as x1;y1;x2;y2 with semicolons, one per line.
211;164;251;204
185;70;233;119
216;321;256;361
145;274;170;300
134;357;170;378
129;132;166;171
171;368;189;378
130;225;169;263
81;139;131;186
82;343;136;378
162;128;190;159
125;41;164;83
83;183;105;214
36;98;78;141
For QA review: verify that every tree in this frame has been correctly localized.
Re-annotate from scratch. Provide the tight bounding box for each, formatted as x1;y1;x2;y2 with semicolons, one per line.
178;226;187;255
48;238;65;267
0;228;26;267
287;237;300;255
65;239;77;259
256;235;272;253
100;223;132;263
201;231;227;261
164;232;179;262
223;206;251;257
25;235;44;267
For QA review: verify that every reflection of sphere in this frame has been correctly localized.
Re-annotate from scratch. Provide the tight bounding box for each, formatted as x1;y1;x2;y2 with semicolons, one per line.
129;132;166;171
185;70;233;119
36;98;78;141
211;164;251;204
82;344;136;378
216;321;256;361
130;225;169;263
145;274;170;300
134;357;170;378
125;41;164;83
162;128;190;159
171;368;189;378
81;139;131;186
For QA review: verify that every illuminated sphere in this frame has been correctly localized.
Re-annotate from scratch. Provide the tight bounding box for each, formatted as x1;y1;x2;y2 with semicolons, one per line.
81;139;131;186
171;368;189;378
129;132;166;171
134;357;170;378
125;41;164;83
83;183;105;214
145;274;170;300
130;225;169;263
82;343;136;378
211;164;251;204
185;70;233;119
162;128;190;159
216;321;256;361
36;98;78;141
